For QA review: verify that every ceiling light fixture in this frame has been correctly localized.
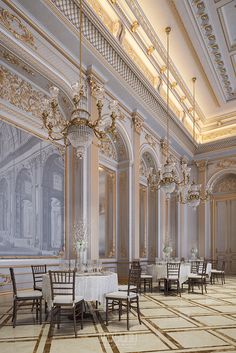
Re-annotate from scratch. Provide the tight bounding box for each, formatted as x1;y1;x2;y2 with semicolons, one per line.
147;27;191;198
179;78;212;209
41;0;118;158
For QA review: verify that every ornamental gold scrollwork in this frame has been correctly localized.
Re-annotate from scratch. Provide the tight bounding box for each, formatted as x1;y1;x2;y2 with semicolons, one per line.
0;7;36;48
132;114;143;134
0;65;45;117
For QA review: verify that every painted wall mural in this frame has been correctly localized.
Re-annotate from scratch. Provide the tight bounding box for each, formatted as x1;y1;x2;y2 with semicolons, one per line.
0;120;64;256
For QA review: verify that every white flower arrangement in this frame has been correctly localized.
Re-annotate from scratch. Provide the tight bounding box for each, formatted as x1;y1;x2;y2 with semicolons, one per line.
163;244;173;255
191;247;198;258
73;221;88;252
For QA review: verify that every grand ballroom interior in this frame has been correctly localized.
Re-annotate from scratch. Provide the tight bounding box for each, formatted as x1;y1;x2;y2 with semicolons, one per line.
0;0;236;352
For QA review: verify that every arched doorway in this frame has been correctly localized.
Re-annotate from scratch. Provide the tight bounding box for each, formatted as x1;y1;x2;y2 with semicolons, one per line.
211;172;236;274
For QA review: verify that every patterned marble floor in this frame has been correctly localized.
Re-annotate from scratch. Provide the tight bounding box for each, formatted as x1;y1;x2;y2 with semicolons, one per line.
1;277;236;353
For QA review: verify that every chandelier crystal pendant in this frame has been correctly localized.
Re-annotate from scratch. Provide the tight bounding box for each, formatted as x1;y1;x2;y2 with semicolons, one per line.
41;0;118;159
179;78;212;209
147;27;191;198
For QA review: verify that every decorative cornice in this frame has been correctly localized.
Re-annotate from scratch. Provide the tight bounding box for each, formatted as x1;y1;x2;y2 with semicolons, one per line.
190;0;235;101
0;64;45;118
50;0;195;153
123;0;205;122
196;135;236;154
0;7;36;48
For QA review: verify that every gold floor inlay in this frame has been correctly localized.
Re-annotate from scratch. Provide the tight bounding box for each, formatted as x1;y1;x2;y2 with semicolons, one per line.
0;277;236;352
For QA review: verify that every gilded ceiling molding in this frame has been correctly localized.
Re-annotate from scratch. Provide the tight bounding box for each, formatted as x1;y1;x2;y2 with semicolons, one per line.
124;0;205;122
217;159;236;169
196;136;236;154
0;47;35;76
147;45;155;56
0;64;46;118
202;126;236;143
86;0;113;33
0;7;36;48
122;38;155;86
131;20;139;32
190;0;235;101
49;0;195;153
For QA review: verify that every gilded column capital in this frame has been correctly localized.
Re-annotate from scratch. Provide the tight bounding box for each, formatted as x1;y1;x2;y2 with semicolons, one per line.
86;67;105;97
195;160;208;172
132;112;144;134
160;138;168;157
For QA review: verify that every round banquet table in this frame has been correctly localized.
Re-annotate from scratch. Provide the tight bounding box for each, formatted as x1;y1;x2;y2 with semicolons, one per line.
146;262;212;286
42;271;118;309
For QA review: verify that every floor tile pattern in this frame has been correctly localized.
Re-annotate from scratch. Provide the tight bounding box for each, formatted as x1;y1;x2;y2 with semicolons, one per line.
1;276;236;353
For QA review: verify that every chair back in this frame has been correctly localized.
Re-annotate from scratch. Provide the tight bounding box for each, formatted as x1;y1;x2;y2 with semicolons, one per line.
218;260;225;271
128;268;141;295
131;260;141;269
31;265;47;290
9;268;17;297
49;270;76;301
167;262;180;279
198;261;207;276
190;261;199;274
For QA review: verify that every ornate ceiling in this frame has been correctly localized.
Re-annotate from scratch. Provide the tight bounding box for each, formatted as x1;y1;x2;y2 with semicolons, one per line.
0;0;235;151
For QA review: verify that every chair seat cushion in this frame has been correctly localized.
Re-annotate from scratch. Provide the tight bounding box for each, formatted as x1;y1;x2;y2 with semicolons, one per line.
53;295;84;306
105;291;138;300
141;274;152;279
211;270;224;274
118;284;136;291
188;274;205;279
165;276;179;280
17;290;42;299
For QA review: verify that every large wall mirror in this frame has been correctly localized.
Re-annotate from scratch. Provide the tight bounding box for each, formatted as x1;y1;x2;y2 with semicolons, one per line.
0;120;64;257
99;165;116;258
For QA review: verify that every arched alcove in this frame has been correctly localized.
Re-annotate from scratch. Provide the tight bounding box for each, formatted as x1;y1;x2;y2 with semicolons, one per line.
0;178;9;239
42;154;64;252
208;170;236;274
99;126;131;266
15;169;33;248
139;149;159;261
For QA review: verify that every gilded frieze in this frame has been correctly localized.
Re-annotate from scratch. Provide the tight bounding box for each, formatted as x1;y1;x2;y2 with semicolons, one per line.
123;38;155;86
202;126;236;142
0;48;35;76
0;7;36;48
86;0;113;32
99;139;118;161
0;65;45;118
214;174;236;193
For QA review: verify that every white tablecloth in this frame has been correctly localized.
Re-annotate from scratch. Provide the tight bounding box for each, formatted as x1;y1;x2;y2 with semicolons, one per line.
147;263;212;286
42;272;118;309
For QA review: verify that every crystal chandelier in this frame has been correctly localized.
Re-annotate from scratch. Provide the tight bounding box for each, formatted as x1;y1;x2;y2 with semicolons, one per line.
41;0;117;159
147;27;191;198
179;78;211;209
